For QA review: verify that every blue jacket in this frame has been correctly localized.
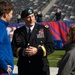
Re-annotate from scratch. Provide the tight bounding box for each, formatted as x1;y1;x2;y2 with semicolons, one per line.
0;19;14;75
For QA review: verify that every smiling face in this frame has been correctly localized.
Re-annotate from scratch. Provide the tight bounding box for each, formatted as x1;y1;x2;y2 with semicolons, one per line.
23;13;36;27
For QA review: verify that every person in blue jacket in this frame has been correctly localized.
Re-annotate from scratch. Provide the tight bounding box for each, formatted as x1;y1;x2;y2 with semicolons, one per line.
0;1;14;75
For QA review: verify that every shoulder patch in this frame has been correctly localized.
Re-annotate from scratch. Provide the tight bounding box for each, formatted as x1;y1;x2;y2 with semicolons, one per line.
45;25;49;28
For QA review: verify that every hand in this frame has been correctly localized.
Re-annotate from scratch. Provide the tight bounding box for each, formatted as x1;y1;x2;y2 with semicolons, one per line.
7;65;12;74
25;46;38;56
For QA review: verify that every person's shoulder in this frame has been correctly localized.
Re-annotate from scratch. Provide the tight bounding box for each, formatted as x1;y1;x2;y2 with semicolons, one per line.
14;26;25;33
36;23;49;29
66;43;75;55
0;21;5;27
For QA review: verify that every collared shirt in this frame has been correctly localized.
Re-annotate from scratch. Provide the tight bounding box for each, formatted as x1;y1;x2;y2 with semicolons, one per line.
26;25;35;33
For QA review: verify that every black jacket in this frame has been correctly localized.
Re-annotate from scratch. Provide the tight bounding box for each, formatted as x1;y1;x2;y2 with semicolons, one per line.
12;23;55;75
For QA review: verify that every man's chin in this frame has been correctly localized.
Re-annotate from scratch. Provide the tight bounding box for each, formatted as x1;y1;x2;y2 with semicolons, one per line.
30;22;35;25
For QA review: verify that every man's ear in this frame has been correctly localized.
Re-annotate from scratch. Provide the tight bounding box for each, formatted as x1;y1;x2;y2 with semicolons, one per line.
3;13;6;18
22;18;25;21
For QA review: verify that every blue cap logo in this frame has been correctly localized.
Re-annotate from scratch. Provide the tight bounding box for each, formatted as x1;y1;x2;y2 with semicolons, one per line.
28;9;33;14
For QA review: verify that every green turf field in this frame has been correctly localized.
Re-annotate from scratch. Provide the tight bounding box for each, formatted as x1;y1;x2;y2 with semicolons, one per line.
14;50;65;67
47;50;65;67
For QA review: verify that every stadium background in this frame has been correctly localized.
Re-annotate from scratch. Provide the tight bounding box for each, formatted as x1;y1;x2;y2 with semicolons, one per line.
4;0;75;49
1;0;75;74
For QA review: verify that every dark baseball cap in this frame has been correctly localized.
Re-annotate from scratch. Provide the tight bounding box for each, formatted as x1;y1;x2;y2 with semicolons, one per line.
21;8;34;18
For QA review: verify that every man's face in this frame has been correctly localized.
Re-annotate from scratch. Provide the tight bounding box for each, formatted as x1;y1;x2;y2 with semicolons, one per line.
24;13;36;27
6;10;13;23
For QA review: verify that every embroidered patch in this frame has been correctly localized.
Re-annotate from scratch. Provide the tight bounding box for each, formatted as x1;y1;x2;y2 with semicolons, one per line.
37;29;44;38
45;25;49;28
28;9;33;14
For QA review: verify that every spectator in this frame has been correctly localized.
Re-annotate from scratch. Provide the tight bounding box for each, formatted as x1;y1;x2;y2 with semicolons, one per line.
0;1;14;75
36;9;43;22
17;12;21;23
12;8;55;75
55;7;61;21
57;24;75;75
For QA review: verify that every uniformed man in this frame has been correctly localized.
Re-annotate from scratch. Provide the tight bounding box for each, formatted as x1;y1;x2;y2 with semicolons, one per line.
12;8;55;75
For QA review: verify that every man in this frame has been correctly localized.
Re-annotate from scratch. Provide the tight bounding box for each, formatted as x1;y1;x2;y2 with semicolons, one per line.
0;1;14;75
55;7;61;21
12;8;55;75
36;9;43;22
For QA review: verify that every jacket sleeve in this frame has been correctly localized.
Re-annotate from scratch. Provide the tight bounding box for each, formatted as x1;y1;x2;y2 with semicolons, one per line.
11;30;24;58
57;52;73;75
37;27;55;57
0;24;8;71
